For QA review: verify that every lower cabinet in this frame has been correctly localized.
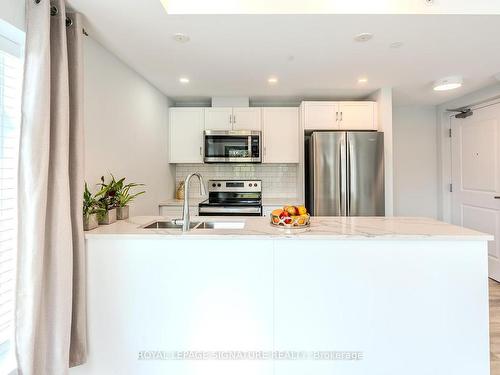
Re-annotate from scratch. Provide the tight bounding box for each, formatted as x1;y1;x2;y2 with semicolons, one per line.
82;239;275;375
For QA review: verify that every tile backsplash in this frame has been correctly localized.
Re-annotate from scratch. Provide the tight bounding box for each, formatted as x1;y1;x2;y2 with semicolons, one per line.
175;164;299;199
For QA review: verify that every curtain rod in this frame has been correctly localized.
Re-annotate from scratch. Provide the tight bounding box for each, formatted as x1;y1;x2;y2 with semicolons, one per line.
34;0;89;36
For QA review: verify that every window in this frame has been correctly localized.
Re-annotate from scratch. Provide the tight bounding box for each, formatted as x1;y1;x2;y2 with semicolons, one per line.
0;20;24;374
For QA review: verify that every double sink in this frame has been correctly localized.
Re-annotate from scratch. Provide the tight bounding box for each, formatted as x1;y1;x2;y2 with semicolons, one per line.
142;220;246;230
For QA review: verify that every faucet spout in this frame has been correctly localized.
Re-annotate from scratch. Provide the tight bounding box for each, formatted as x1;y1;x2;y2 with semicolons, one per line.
180;173;205;232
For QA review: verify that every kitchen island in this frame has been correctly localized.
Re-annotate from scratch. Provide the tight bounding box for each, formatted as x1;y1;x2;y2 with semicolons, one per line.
72;216;492;375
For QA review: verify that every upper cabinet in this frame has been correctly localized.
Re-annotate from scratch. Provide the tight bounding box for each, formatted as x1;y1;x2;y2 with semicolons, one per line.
169;108;205;163
204;107;233;131
232;108;261;130
205;107;261;131
303;101;339;130
302;101;378;131
262;108;299;164
338;101;378;130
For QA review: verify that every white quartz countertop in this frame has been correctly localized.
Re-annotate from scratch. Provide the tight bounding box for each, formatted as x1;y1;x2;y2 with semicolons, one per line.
84;215;492;241
158;198;303;206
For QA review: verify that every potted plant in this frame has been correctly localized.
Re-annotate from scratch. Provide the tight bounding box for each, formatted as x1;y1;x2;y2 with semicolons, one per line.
115;179;145;220
95;175;120;225
83;182;101;231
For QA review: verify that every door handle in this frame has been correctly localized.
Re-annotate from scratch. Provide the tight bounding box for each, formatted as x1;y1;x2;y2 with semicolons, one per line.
495;196;500;199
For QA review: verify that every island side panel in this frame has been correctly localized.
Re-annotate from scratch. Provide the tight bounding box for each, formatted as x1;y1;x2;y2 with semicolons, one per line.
273;239;490;375
73;238;274;375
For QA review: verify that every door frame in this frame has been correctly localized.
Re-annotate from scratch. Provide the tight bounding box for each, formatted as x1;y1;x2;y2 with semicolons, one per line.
439;96;500;222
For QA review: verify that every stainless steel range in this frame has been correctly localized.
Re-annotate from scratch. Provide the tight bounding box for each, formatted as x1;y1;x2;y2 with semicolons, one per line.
198;180;262;216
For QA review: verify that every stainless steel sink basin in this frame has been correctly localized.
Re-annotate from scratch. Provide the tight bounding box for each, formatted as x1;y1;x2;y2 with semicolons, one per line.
141;220;245;230
194;221;245;229
142;220;199;229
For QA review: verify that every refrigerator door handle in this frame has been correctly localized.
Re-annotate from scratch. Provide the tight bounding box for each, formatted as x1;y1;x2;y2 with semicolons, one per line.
340;135;347;216
346;138;351;216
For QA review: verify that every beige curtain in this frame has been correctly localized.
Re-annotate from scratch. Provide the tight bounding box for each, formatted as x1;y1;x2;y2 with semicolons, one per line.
16;0;86;373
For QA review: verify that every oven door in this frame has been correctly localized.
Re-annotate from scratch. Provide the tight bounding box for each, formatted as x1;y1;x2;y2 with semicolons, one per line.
204;130;261;163
198;205;262;216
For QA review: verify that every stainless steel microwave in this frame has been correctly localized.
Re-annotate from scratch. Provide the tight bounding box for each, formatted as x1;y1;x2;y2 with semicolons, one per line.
204;130;261;163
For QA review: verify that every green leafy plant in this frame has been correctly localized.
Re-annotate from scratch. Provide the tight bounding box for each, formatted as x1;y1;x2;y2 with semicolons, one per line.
95;174;122;210
95;174;146;210
83;182;104;218
115;179;146;208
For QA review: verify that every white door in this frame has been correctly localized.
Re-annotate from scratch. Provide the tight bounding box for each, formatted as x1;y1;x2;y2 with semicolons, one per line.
232;107;261;131
338;101;376;130
169;108;204;163
451;102;500;280
303;101;339;130
204;107;233;131
262;107;299;163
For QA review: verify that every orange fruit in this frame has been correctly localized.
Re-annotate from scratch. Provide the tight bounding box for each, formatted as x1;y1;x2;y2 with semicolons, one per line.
272;209;283;216
297;206;307;215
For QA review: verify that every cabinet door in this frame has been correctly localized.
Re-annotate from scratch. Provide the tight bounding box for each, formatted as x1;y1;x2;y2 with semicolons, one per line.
262;107;299;163
83;239;274;375
233;108;262;131
303;101;339;130
338;101;376;130
204;108;233;131
169;108;204;163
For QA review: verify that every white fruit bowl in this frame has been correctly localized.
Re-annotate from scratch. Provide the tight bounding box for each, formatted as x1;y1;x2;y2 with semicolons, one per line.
270;213;310;228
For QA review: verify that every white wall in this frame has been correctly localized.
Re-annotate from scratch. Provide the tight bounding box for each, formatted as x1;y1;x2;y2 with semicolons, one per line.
0;0;25;31
393;106;438;218
84;37;175;215
369;88;394;216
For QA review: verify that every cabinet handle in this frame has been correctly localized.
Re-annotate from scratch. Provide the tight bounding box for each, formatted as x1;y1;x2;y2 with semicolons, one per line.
495;196;500;199
340;111;343;121
233;114;236;124
229;114;232;124
336;111;338;122
199;146;202;156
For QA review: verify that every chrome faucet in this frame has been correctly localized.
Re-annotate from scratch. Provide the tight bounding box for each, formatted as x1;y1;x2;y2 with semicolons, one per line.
176;173;206;232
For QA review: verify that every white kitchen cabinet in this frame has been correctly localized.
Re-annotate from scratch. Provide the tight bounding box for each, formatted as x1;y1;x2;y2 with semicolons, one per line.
159;205;198;218
205;107;261;131
303;101;339;130
204;107;233;131
338;101;377;130
302;101;378;131
83;239;274;374
262;107;299;163
232;108;261;130
169;108;204;163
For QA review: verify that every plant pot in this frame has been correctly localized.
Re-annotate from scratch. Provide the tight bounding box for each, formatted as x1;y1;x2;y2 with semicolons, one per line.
98;208;117;225
116;205;129;220
83;213;99;231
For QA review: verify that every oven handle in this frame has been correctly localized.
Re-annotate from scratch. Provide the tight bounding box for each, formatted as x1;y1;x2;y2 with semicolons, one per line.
198;206;262;214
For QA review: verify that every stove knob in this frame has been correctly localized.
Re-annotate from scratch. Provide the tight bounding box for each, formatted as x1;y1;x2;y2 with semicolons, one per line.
249;183;252;187
217;183;221;187
254;183;258;187
212;183;216;187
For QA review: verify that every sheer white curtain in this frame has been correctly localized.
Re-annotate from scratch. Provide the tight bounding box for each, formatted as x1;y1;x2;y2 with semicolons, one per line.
16;0;86;373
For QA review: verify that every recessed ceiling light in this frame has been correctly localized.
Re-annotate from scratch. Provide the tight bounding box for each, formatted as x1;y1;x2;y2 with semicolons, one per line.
358;78;368;83
179;77;190;84
390;41;403;49
268;77;278;84
354;33;373;42
173;33;190;43
433;76;463;91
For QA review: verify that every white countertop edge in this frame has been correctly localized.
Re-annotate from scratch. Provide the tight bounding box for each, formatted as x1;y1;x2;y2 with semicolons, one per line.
84;216;493;241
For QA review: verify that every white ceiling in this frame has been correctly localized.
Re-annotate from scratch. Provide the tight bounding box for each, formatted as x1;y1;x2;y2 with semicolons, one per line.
67;0;500;106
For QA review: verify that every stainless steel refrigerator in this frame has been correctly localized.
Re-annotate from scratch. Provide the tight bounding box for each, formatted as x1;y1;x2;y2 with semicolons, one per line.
305;131;385;216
